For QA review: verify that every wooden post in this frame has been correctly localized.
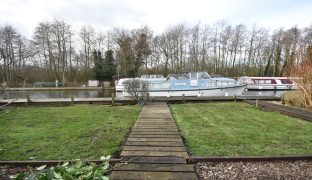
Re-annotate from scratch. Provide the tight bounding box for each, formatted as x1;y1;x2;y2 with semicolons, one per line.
146;92;150;104
281;93;285;105
26;95;31;106
111;92;115;106
70;94;74;105
182;94;185;104
256;99;259;108
233;94;237;102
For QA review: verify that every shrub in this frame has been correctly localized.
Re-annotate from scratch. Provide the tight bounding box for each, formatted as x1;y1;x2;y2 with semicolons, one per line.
11;156;110;180
123;79;149;105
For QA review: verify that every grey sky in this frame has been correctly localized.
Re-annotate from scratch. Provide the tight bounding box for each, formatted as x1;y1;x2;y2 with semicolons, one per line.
1;0;312;37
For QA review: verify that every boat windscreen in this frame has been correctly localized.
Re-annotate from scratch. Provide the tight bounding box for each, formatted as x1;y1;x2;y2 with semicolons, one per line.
140;75;149;78
168;73;189;80
198;72;210;79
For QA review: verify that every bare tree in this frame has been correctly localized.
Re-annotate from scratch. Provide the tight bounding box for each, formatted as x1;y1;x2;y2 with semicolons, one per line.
0;25;34;84
3;19;312;87
32;19;73;83
290;59;312;109
281;27;301;76
123;79;149;104
79;25;96;81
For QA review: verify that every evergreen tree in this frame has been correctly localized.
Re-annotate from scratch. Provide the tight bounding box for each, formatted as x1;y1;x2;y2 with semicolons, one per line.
93;50;105;81
103;50;116;81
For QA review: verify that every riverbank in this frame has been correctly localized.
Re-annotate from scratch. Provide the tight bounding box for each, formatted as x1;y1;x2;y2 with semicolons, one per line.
4;87;115;91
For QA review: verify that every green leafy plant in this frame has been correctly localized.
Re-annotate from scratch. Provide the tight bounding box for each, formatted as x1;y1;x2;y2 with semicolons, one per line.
10;155;111;180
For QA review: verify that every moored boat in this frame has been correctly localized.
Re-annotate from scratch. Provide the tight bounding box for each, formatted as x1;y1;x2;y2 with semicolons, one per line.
237;76;298;97
116;72;246;97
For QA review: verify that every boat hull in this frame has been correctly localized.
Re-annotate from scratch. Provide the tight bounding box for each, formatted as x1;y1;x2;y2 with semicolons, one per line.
117;85;246;97
243;85;298;97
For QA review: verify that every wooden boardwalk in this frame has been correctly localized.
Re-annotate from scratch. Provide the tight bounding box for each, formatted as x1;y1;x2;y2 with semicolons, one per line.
244;100;312;121
110;103;198;180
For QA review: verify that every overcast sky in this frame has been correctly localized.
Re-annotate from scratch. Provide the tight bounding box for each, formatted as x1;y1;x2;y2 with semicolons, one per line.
1;0;312;37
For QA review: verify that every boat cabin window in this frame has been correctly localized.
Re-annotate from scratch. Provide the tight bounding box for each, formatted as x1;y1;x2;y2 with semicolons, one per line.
280;79;293;84
156;75;164;78
168;72;210;80
141;74;164;79
253;79;277;84
238;78;246;84
190;72;197;80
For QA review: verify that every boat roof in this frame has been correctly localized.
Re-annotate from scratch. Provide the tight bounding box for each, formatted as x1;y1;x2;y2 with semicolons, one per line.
212;77;235;81
239;77;290;79
140;74;165;78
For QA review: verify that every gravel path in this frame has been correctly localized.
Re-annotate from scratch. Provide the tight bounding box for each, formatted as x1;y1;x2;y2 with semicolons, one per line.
0;166;33;180
196;161;312;179
2;161;312;179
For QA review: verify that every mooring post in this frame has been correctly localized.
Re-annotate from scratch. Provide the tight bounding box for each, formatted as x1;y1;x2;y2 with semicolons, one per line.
111;92;115;105
70;94;74;105
146;92;150;104
26;95;31;106
281;93;285;105
182;94;185;104
256;99;259;108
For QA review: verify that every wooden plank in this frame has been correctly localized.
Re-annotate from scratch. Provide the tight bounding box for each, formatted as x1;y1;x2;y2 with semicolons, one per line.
133;126;177;129
137;120;173;122
129;134;181;138
136;119;173;121
134;123;176;128
143;112;171;114
134;124;176;127
136;121;174;123
134;125;176;127
137;117;173;120
133;126;178;131
131;128;178;132
135;121;174;123
140;111;170;113
135;122;175;124
121;157;186;164
139;117;173;119
114;163;194;172
127;138;182;142
110;171;198;180
121;150;188;157
125;141;184;147
123;146;186;152
139;116;173;119
135;121;173;124
130;131;180;135
140;112;171;114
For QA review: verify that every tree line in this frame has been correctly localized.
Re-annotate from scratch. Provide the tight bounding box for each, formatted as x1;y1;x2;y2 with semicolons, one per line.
1;19;312;86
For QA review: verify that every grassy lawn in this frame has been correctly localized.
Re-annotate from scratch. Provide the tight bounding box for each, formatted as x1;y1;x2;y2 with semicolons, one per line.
170;102;312;157
0;105;141;160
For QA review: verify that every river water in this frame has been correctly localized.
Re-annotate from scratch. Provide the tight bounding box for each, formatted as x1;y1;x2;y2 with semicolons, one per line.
0;89;114;99
0;89;286;99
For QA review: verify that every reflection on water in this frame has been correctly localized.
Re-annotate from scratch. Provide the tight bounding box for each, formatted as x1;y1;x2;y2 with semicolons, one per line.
0;89;113;99
0;89;288;99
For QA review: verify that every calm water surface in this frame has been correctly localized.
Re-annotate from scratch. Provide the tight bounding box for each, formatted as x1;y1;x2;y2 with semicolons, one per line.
0;89;114;99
